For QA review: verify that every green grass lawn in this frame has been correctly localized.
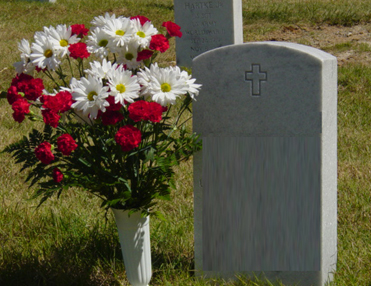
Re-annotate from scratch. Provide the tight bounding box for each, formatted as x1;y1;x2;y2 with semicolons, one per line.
1;0;371;285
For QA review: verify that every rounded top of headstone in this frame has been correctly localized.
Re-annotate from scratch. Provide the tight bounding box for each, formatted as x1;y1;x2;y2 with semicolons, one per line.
193;41;336;64
192;41;337;136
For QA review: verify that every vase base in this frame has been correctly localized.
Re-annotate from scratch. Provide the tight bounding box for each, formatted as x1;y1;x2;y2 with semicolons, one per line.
112;209;152;286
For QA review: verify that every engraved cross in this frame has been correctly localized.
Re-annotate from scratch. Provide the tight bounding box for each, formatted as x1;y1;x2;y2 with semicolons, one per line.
245;64;267;96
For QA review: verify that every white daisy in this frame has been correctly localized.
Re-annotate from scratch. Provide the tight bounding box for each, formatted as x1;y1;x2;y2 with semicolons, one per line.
179;69;202;100
30;34;61;70
33;29;48;41
138;64;188;106
69;77;79;90
116;41;140;69
91;12;120;29
86;27;112;58
13;39;35;74
130;18;158;48
107;66;140;105
85;59;118;80
137;63;161;98
46;24;80;58
70;75;110;119
60;77;79;94
102;17;134;47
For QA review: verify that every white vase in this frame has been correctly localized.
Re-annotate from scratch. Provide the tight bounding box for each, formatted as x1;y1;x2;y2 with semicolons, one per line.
112;209;152;286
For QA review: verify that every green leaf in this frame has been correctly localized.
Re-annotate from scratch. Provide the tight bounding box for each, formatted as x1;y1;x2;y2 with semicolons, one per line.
122;191;131;199
43;124;53;140
144;146;155;163
78;158;92;167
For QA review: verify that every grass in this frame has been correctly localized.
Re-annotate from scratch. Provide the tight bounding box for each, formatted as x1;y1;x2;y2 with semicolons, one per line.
336;64;371;285
242;0;371;26
0;0;371;285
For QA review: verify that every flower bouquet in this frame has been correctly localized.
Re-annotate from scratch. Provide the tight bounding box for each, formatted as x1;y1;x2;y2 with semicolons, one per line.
1;13;201;286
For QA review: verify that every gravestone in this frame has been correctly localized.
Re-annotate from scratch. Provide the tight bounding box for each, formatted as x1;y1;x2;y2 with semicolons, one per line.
192;42;337;286
173;0;243;68
28;0;56;2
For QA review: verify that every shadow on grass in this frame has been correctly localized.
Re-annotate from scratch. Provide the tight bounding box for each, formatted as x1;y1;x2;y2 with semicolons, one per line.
0;227;196;286
0;226;124;286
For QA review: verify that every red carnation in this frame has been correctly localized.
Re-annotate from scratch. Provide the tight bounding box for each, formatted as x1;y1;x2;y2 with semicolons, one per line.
101;110;124;126
11;73;33;89
68;43;90;59
162;21;182;38
35;142;54;165
70;24;89;37
130;15;150;25
11;74;44;101
42;109;60;128
52;168;64;183
128;100;163;123
7;85;23;105
128;100;149;122
57;134;78;156
23;78;44;101
56;91;73;113
149;34;169;53
42;91;72;113
146;101;163;123
12;98;30;123
115;125;142;152
137;49;154;62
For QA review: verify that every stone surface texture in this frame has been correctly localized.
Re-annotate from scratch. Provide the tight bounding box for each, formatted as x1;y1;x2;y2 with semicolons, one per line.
192;42;337;286
174;0;243;68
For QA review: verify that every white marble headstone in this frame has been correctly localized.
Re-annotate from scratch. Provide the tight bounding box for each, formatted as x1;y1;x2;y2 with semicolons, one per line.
192;42;337;286
29;0;56;2
173;0;243;68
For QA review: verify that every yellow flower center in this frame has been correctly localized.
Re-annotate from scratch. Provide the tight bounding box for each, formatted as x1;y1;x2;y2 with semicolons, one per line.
125;53;134;61
116;30;125;36
87;91;97;101
116;84;126;93
60;39;68;47
161;83;171;92
136;31;146;38
98;39;108;47
44;49;53;58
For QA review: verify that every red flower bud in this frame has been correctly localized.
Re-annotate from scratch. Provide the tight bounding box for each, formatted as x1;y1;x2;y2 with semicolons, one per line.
162;21;182;38
35;142;54;165
52;168;64;183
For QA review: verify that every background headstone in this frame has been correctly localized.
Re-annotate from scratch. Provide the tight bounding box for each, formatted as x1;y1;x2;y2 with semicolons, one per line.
173;0;243;68
27;0;56;2
192;42;337;286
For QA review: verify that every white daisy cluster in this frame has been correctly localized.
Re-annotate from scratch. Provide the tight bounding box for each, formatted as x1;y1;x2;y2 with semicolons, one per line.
66;61;200;120
138;63;201;106
87;13;158;69
13;13;159;74
16;25;80;73
66;59;140;120
11;13;201;122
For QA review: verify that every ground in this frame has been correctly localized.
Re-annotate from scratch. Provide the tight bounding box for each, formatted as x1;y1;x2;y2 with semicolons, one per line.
247;23;371;66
